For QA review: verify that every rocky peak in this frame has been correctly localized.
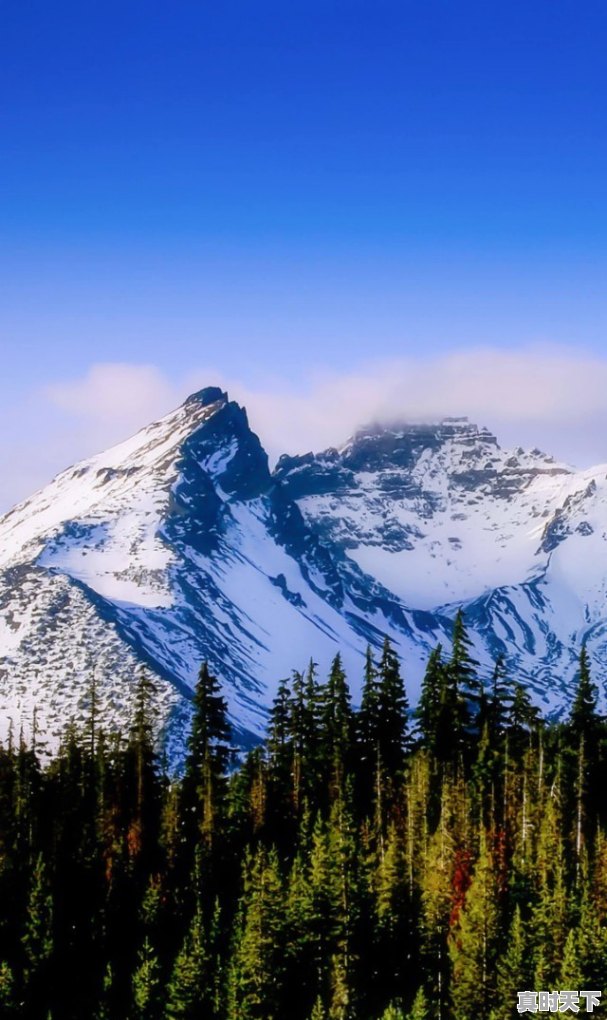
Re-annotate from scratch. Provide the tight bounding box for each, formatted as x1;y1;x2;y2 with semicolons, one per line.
273;418;503;500
340;418;499;473
183;386;228;410
176;390;271;502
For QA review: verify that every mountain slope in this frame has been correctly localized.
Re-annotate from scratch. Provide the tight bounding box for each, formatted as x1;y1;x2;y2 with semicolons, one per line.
277;419;607;703
0;389;447;752
1;389;606;757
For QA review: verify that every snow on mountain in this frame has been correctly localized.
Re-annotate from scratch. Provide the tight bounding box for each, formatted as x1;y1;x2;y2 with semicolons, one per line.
276;419;607;704
275;419;574;608
1;388;606;759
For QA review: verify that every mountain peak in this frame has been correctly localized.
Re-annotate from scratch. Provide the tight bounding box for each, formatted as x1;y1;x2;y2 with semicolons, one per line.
0;389;603;766
183;386;228;409
335;417;499;474
175;388;271;502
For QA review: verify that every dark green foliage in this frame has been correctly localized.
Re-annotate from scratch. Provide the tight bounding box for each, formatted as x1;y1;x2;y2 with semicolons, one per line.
181;661;232;861
506;681;541;758
450;610;478;696
569;645;599;738
434;612;476;763
321;653;353;790
377;638;410;776
0;637;605;1019
165;904;215;1019
184;662;231;784
415;644;444;753
491;907;533;1020
360;645;379;730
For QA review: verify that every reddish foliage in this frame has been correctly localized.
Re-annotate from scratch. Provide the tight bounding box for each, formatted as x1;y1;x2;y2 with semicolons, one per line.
127;820;142;858
449;846;474;928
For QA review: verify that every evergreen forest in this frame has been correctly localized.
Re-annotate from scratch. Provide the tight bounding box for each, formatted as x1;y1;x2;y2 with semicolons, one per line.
0;611;606;1019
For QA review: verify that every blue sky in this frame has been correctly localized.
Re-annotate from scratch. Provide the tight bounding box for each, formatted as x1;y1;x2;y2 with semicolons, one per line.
1;1;606;506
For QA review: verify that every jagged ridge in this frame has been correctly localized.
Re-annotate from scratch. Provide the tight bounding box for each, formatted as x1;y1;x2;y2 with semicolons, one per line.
1;391;606;761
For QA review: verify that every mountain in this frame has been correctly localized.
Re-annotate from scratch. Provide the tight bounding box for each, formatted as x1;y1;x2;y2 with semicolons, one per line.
1;387;606;758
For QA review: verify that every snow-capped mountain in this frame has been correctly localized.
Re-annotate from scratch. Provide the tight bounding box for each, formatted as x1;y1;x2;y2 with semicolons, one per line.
1;387;606;755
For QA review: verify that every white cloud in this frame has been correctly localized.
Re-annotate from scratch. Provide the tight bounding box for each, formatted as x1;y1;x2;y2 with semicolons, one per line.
1;345;607;513
0;364;184;513
226;345;607;468
47;362;179;440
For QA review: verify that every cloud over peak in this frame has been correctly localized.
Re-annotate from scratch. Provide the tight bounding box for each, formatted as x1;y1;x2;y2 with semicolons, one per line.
1;344;606;512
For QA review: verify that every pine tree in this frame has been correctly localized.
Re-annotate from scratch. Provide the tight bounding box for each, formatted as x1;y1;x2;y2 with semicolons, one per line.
571;892;607;991
379;1004;406;1020
130;669;158;765
308;815;338;1001
449;835;499;1020
328;950;349;1020
559;926;581;989
309;997;328;1020
406;986;430;1020
95;963;114;1020
374;821;412;1006
165;906;212;1019
357;646;381;813
377;638;409;778
569;645;598;737
419;815;454;1019
434;612;475;764
126;667;162;862
13;723;41;859
22;854;53;1015
268;677;292;770
321;654;353;793
506;682;540;759
227;847;286;1020
450;610;478;697
86;670;99;760
359;646;380;748
0;961;16;1016
415;645;444;753
533;789;570;988
568;646;600;845
490;907;533;1020
185;663;231;777
303;659;325;802
182;662;231;851
327;795;361;1020
265;676;296;844
474;723;497;802
132;936;163;1019
284;846;317;1014
288;667;318;812
486;654;510;741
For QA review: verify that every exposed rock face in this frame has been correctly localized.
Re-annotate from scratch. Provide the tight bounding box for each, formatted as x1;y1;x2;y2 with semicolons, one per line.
1;391;606;762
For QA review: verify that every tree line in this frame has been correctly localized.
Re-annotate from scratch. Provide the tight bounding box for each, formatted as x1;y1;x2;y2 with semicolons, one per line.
0;610;606;1019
